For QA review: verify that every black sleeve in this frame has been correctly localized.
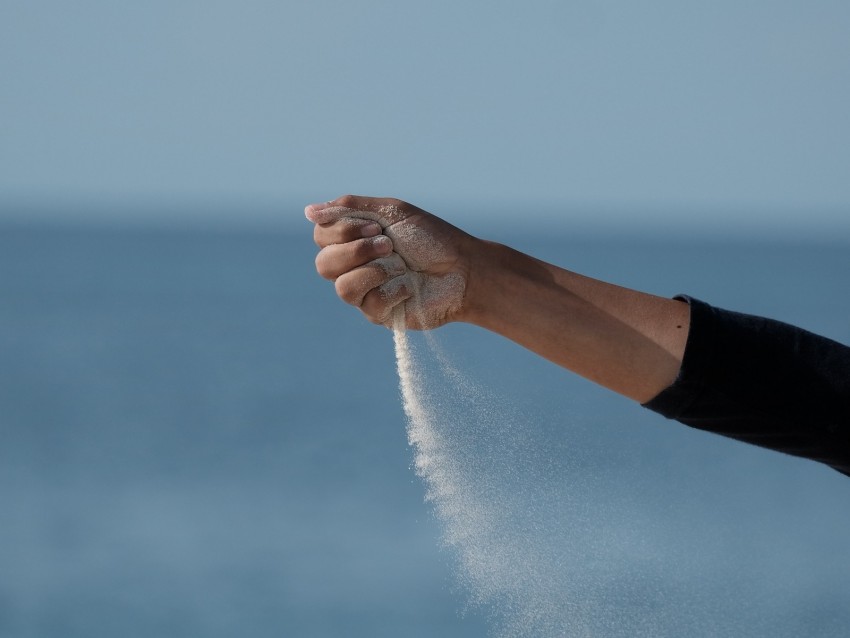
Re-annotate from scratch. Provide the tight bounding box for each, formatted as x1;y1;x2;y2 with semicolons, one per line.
643;296;850;477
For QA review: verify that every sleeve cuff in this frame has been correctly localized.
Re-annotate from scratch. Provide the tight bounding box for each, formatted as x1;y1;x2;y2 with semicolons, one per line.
642;295;716;418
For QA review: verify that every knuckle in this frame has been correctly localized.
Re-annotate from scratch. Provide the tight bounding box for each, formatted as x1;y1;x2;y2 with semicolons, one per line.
384;197;410;213
336;194;357;209
334;277;359;305
314;251;334;279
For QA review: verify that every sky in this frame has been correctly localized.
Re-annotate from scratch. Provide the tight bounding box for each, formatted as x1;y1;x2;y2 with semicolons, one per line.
2;0;850;235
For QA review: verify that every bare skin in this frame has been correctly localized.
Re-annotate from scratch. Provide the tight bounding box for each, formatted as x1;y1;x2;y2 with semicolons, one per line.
306;195;690;404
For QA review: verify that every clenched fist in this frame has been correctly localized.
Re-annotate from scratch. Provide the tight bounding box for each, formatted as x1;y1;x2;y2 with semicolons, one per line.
306;195;477;329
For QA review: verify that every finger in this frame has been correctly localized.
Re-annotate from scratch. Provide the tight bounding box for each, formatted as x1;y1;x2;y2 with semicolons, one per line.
361;272;414;326
305;195;413;227
314;235;393;280
313;216;382;248
334;254;407;307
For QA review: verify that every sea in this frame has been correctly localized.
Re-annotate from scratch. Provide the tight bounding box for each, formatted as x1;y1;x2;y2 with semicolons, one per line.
1;213;849;637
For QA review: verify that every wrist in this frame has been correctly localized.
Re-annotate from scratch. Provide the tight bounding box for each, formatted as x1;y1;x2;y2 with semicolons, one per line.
454;239;530;327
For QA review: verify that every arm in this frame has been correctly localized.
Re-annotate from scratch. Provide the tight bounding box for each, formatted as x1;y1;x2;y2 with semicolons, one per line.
306;195;688;403
307;195;850;475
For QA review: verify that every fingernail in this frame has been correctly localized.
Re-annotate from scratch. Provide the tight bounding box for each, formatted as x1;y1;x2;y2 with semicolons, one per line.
361;223;381;238
372;235;392;253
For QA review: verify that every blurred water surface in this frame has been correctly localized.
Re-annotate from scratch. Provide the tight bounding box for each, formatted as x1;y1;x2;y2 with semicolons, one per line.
0;218;848;637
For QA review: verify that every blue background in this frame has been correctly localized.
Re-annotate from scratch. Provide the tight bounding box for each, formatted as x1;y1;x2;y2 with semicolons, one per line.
1;2;850;636
1;227;848;637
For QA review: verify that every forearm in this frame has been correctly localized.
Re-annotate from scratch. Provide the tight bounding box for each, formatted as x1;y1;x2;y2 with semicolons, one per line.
459;240;690;403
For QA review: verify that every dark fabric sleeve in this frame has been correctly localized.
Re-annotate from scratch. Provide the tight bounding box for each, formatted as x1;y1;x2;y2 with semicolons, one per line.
643;296;850;477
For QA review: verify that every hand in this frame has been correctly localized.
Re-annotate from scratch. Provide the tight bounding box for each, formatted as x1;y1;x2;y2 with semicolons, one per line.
306;195;475;330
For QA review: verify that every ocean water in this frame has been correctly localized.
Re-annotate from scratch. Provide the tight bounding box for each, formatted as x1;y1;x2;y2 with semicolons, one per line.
0;218;849;637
